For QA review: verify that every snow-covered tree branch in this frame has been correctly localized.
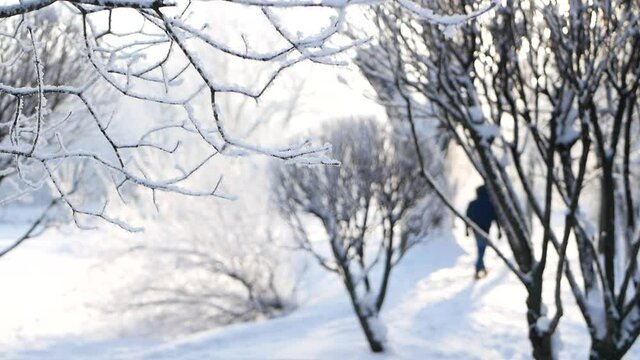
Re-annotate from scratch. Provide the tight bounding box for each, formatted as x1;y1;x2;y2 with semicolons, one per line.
0;0;358;234
357;0;640;358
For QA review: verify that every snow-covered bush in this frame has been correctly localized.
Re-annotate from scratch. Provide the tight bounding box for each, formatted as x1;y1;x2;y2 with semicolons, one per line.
109;195;299;336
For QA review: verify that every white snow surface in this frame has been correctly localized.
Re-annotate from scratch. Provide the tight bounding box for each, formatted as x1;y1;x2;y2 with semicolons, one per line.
2;222;640;359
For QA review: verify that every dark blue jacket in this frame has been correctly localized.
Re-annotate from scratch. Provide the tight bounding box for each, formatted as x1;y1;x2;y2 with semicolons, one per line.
466;186;498;233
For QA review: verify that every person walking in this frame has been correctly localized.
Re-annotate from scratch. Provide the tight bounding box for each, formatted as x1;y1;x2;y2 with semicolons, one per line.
465;185;501;279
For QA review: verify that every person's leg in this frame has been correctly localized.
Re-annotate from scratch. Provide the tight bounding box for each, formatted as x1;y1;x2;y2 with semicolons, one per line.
475;233;487;274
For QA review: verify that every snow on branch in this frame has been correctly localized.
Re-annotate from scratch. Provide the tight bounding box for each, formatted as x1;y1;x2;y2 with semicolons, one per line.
396;0;498;36
0;0;496;236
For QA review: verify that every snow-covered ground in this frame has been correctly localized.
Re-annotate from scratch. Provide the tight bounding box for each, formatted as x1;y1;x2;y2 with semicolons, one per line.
2;222;639;359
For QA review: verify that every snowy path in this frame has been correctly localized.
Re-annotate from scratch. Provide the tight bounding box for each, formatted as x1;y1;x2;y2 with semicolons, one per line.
3;232;639;359
131;237;636;359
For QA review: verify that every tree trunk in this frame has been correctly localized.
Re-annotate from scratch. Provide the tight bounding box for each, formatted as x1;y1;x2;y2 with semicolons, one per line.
346;281;385;352
529;329;554;360
560;150;597;292
600;160;616;295
376;217;395;311
339;262;385;353
526;284;556;360
590;338;623;360
353;310;385;353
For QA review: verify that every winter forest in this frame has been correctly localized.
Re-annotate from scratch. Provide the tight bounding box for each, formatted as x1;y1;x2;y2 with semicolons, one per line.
2;0;640;359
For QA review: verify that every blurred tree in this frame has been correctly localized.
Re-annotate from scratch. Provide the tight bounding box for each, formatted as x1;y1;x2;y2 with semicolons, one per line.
272;118;443;352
